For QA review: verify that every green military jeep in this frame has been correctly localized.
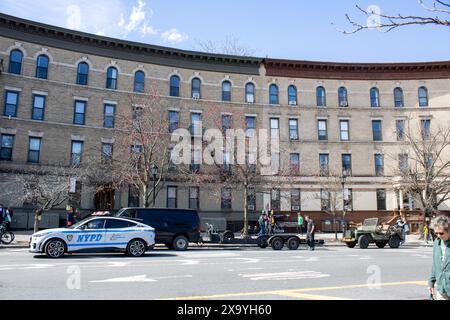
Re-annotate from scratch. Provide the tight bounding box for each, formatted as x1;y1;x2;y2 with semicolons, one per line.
343;217;404;249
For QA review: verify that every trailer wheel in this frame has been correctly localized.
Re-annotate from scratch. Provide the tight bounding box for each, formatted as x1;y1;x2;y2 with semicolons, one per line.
271;237;284;250
287;237;300;250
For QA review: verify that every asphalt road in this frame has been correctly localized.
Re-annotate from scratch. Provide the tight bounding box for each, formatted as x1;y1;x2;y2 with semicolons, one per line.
0;244;433;300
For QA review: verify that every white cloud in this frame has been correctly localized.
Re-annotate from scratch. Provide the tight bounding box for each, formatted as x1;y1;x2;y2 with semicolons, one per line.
96;31;106;36
161;28;188;43
140;23;157;37
66;4;82;30
118;13;125;27
125;0;147;33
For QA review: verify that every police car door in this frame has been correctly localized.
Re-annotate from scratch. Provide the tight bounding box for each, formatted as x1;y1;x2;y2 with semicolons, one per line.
71;218;107;252
104;219;135;249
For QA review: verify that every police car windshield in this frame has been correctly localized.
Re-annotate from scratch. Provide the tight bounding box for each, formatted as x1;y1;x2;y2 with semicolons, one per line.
115;208;126;217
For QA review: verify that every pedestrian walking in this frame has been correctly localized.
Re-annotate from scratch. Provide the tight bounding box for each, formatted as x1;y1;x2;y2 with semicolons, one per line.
0;204;4;225
297;213;303;235
428;215;450;300
263;212;269;235
4;207;12;231
74;208;82;223
258;212;265;236
66;206;75;227
305;215;315;251
424;224;430;244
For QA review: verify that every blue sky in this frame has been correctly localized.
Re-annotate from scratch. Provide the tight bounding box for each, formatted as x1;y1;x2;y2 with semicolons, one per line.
1;0;449;62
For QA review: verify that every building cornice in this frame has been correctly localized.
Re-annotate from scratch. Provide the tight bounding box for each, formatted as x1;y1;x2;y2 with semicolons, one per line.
0;13;262;75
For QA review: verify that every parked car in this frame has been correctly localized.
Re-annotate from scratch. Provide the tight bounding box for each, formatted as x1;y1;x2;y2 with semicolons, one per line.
29;217;155;258
114;208;201;251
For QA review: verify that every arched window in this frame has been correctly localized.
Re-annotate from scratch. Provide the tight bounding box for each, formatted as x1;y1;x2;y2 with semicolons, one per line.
170;75;180;97
76;62;89;85
245;83;255;103
269;84;279;105
394;87;404;107
134;71;145;93
8;49;23;75
316;86;326;107
370;87;380;107
338;87;348;107
106;67;118;89
288;85;297;105
222;81;232;101
36;54;49;79
191;78;201;99
418;86;428;107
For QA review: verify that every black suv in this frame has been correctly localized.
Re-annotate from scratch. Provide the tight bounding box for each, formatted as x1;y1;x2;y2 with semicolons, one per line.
115;208;201;251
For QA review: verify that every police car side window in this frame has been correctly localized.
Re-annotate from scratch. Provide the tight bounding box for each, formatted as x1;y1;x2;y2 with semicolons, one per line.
85;219;106;229
106;219;134;229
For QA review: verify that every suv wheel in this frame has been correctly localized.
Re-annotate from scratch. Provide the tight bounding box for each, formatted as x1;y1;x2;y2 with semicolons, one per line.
358;235;370;249
173;235;189;251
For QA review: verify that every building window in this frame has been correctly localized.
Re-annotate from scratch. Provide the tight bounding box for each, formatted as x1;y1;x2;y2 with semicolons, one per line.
421;119;431;140
189;187;199;209
0;134;14;161
290;153;300;175
128;185;140;207
376;189;386;210
245;116;256;137
222;81;232;102
394;87;404;107
370;87;380;107
247;152;257;173
168;111;179;133
190;113;202;136
71;141;84;165
344;188;353;211
319;154;329;176
342;154;352;176
102;143;113;163
375;154;384;176
318;120;328;141
73;100;86;125
316;86;326;107
399;154;408;174
291;189;301;211
372;120;382;141
221;187;232;209
321;189;330;211
271;188;280;211
418;86;428;107
8;49;23;75
76;62;89;85
288;85;297;105
28;137;41;163
271;153;280;175
4;90;19;117
103;104;116;128
245;83;255;103
396;120;405;141
269;84;279;105
167;186;178;208
247;188;256;211
106;67;118;89
222;115;232;135
191;78;201;99
289;119;299;140
270;118;279;139
31;95;46;121
191;146;201;173
338;87;348;107
35;54;49;79
169;75;180;97
134;71;145;93
223;152;232;173
340;120;349;141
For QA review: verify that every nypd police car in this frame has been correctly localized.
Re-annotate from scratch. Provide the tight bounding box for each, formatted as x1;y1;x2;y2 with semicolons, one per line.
29;217;155;258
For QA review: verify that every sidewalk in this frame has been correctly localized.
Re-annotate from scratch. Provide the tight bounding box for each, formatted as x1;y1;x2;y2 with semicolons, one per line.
0;230;434;249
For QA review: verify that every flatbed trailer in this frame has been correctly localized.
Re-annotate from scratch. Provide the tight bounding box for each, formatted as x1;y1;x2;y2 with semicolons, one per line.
256;234;325;250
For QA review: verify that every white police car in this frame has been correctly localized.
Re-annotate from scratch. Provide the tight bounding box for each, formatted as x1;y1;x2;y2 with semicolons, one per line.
29;216;155;258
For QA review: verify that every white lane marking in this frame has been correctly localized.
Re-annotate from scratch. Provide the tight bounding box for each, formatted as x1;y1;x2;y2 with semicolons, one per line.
229;258;260;264
178;260;200;265
175;253;240;258
411;254;429;259
90;274;192;283
359;256;373;260
238;270;330;281
108;262;131;267
305;257;319;262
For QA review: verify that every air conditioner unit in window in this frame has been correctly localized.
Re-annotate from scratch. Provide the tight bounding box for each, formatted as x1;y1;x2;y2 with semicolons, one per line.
248;205;255;210
192;92;200;100
246;95;254;104
292;205;300;211
288;100;297;106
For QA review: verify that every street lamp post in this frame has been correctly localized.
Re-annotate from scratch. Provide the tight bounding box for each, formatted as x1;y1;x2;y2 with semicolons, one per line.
151;164;158;207
340;173;347;236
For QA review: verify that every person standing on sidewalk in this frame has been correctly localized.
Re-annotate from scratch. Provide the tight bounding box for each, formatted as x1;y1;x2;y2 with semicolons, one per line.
297;213;304;235
305;215;315;251
428;215;450;300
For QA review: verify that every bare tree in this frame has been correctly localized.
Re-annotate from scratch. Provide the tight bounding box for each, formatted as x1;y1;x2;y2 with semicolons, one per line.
339;1;450;34
387;122;450;223
194;35;256;56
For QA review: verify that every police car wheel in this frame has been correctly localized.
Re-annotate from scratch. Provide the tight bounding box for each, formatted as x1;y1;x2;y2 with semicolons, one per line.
173;235;189;251
126;239;147;257
45;239;66;258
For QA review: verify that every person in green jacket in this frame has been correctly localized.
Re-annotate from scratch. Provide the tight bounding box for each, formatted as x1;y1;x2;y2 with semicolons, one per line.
297;213;304;235
429;215;450;300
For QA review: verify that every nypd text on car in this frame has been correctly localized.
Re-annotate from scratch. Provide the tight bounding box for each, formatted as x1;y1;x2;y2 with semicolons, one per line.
29;217;155;258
